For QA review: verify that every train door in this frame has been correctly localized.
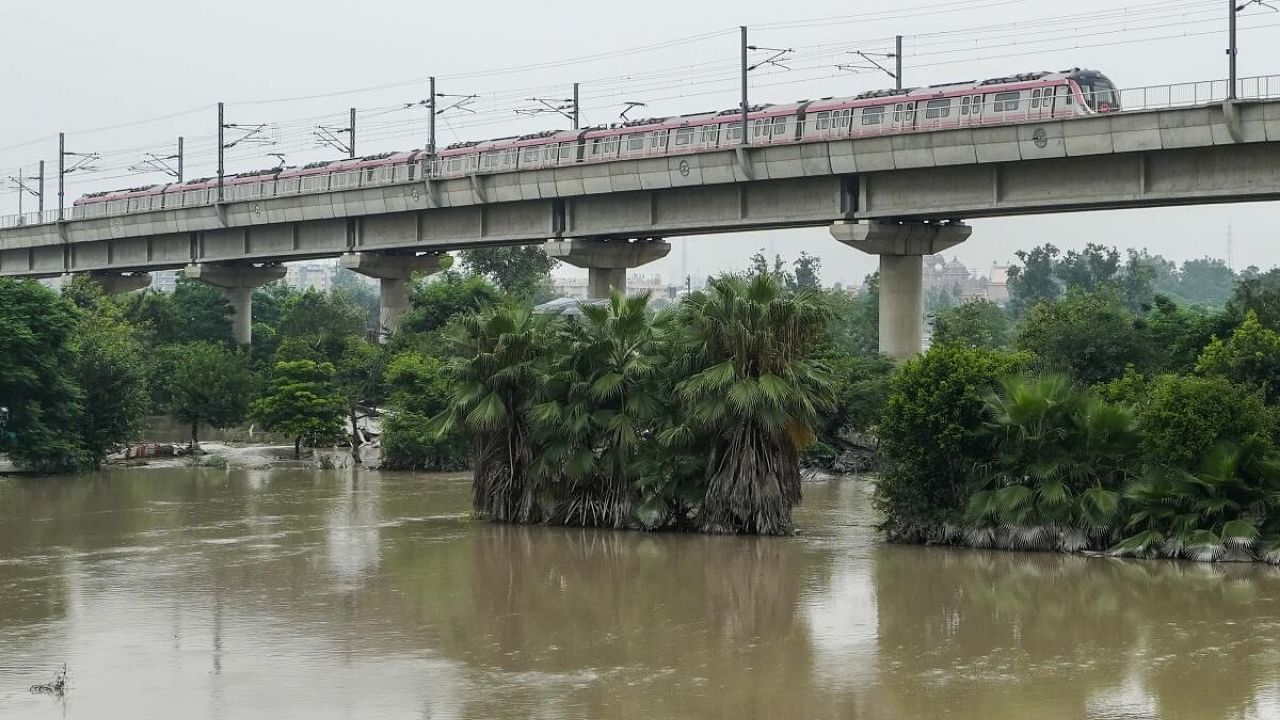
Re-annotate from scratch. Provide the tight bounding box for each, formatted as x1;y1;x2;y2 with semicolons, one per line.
890;101;917;132
968;94;984;126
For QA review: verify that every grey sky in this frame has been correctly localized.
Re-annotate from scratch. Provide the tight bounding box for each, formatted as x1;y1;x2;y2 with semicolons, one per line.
2;0;1277;285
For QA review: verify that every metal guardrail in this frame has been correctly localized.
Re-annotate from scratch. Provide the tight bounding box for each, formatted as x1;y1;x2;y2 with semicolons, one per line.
3;75;1278;231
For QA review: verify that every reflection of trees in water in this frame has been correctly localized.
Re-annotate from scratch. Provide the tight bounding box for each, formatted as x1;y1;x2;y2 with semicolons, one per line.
871;544;1280;720
324;472;383;586
438;525;856;719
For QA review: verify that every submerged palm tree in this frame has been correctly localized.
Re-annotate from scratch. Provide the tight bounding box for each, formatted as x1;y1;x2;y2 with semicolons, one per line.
530;292;669;528
666;274;835;536
435;304;550;523
965;374;1138;551
1114;437;1280;562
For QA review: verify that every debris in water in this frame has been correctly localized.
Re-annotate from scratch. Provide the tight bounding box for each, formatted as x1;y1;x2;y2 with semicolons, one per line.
29;664;68;696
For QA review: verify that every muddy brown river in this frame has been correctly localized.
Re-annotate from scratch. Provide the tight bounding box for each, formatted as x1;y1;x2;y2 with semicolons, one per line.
2;468;1280;719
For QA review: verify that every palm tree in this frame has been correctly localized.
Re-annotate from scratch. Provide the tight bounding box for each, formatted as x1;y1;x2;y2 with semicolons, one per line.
965;374;1137;551
1114;437;1280;562
529;292;669;528
435;303;551;523
666;274;835;536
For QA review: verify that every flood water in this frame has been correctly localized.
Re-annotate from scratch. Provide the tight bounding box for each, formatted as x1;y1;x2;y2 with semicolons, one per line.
3;468;1280;719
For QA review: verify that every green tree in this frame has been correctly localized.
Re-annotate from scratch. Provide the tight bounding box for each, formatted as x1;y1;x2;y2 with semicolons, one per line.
666;274;835;535
250;359;345;458
459;246;556;300
1228;267;1280;331
381;351;469;470
964;375;1138;551
334;338;384;462
1015;289;1150;384
332;269;382;333
1116;438;1280;561
531;293;669;528
875;345;1026;541
826;274;879;357
792;251;822;290
167;342;256;449
435;304;549;522
930;298;1011;349
1007;244;1061;316
0;279;85;472
1196;311;1280;403
1173;257;1236;307
171;278;234;344
275;288;366;363
398;271;501;338
1134;373;1274;470
67;308;149;467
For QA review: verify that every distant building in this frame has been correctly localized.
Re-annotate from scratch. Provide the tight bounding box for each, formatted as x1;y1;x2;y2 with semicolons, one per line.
986;264;1010;303
550;272;673;300
285;262;335;293
921;255;1009;304
150;270;179;293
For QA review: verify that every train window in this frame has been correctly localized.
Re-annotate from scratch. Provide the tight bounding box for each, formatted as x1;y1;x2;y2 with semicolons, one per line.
861;106;885;125
725;123;742;142
560;143;578;161
1030;89;1041;108
814;111;831;130
924;99;952;119
960;96;970;115
675;127;695;146
752;119;768;139
993;91;1020;112
650;131;668;149
522;147;539;163
771;117;787;136
1064;87;1073;104
893;103;904;123
704;125;719;145
628;133;646;151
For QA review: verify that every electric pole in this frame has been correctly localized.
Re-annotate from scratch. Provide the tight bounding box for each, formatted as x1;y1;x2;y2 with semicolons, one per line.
58;135;100;221
896;35;904;90
58;133;64;221
740;26;749;145
573;82;580;130
217;102;225;202
178;137;184;182
1229;0;1238;99
350;107;357;158
428;76;437;158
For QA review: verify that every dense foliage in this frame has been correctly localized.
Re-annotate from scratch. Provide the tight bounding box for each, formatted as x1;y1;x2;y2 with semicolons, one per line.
876;242;1280;563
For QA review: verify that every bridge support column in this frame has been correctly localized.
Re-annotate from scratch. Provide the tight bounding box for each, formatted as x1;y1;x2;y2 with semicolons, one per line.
831;220;972;359
340;251;446;340
81;271;152;295
544;239;671;299
183;263;286;345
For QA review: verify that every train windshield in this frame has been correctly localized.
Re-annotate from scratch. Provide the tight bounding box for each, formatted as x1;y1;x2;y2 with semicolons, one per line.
1082;80;1119;111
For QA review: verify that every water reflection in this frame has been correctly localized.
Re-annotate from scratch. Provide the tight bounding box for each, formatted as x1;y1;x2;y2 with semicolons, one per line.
1;470;1279;719
869;544;1280;720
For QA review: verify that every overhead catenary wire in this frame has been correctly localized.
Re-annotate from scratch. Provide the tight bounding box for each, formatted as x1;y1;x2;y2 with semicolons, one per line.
4;3;1275;207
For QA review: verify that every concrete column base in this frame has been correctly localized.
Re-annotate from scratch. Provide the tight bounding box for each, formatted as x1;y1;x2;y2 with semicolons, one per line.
831;221;972;359
81;272;152;295
183;263;286;345
340;252;447;339
544;239;671;299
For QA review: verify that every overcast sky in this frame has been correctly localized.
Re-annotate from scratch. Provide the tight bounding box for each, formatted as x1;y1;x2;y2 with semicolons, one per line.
2;0;1278;286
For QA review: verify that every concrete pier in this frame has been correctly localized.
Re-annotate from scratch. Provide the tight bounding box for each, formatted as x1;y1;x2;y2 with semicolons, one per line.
183;263;286;345
544;239;671;299
832;220;972;359
340;251;446;339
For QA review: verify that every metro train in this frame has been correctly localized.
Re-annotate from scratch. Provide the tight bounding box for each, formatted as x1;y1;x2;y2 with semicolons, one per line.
73;68;1120;216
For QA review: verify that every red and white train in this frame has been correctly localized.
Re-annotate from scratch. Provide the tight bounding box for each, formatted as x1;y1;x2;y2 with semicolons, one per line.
74;68;1119;216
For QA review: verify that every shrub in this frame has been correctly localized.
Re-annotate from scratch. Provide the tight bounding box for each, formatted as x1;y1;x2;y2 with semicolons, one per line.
875;345;1026;541
1134;374;1275;470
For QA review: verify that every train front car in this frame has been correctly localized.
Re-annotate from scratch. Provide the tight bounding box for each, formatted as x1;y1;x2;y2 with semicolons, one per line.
1070;69;1121;113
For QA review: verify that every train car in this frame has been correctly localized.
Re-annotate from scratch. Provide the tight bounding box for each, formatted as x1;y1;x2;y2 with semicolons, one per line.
73;68;1121;215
